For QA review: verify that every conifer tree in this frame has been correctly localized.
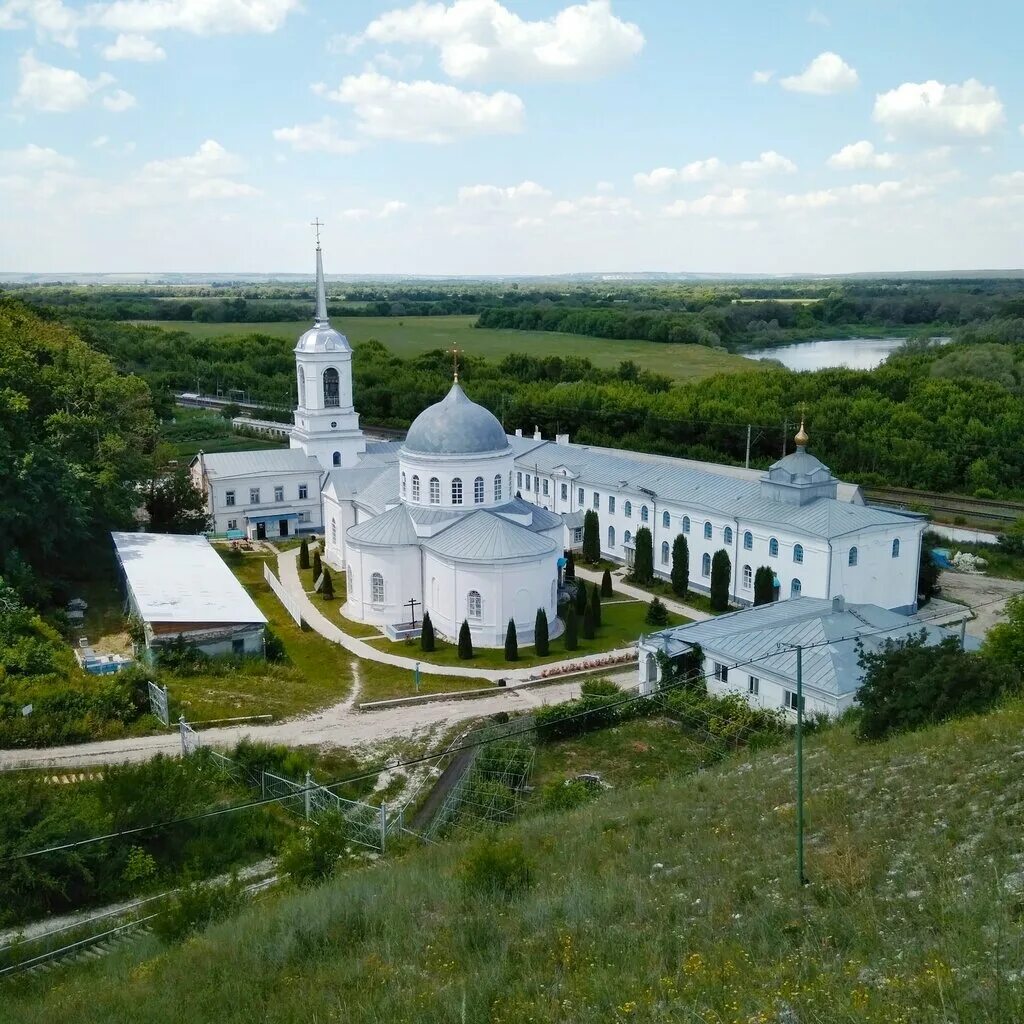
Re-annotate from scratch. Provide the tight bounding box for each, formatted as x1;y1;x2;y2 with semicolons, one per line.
505;619;519;661
574;579;588;615
299;538;310;570
582;509;600;563
420;611;435;652
320;566;334;600
564;606;578;650
601;568;613;597
534;608;549;655
590;584;602;627
645;596;669;626
633;526;654;584
565;550;576;581
582;602;595;640
458;619;473;659
754;566;775;607
671;534;689;598
711;549;731;612
312;550;322;581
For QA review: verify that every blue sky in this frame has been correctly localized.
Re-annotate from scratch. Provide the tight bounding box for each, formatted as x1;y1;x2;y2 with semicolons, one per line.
1;0;1022;274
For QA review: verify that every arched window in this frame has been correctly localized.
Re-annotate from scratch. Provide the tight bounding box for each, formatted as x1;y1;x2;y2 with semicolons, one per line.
663;510;671;529
494;474;502;501
467;590;482;618
743;564;752;589
743;531;753;550
704;521;712;540
661;540;670;564
892;538;900;558
297;370;305;407
323;367;340;408
608;525;616;548
474;477;484;504
429;477;440;504
508;471;513;495
331;519;337;543
370;572;384;604
411;475;420;501
332;451;341;467
682;516;690;534
769;537;779;557
641;505;649;522
791;578;802;598
849;546;858;566
793;543;804;564
624;530;632;545
451;478;463;505
624;500;632;518
724;526;733;545
702;553;711;577
401;472;406;498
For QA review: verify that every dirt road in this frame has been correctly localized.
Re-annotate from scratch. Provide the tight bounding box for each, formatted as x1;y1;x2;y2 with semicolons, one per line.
939;571;1024;639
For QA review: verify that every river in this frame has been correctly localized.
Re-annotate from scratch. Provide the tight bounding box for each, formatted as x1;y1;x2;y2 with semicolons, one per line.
745;335;951;371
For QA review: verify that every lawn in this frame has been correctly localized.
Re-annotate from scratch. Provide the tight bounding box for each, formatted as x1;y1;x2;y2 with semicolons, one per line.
356;661;491;704
616;573;727;616
295;563;382;637
159;406;285;462
364;599;688;671
137;316;765;383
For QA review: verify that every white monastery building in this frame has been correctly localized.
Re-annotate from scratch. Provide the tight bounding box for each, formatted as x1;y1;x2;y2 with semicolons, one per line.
197;238;928;647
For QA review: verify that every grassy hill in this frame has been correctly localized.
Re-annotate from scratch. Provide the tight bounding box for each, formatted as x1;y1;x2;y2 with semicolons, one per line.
5;703;1024;1022
135;315;764;382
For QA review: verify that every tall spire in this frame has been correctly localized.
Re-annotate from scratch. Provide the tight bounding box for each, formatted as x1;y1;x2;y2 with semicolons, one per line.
312;217;328;326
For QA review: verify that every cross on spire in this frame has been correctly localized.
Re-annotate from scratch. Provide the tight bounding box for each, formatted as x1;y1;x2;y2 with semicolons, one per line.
451;344;460;383
311;217;324;248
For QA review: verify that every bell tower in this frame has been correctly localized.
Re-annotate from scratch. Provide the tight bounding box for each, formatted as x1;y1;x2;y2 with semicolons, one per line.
289;224;366;471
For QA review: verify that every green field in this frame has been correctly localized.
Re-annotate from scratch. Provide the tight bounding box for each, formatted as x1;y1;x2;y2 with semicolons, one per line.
137;316;764;382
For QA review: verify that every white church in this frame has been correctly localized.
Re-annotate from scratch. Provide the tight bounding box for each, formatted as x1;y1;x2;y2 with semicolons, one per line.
195;239;927;649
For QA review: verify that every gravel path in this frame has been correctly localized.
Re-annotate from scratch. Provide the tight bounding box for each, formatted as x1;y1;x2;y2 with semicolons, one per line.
938;571;1024;639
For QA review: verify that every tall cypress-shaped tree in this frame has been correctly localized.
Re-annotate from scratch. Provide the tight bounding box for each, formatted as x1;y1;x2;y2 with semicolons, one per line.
312;550;322;581
564;550;576;581
601;569;613;597
582;602;595;640
633;526;654;584
671;534;689;598
504;619;519;661
299;538;310;570
590;584;602;627
564;606;578;650
458;619;473;659
420;611;435;652
574;579;588;615
534;608;549;655
320;566;334;600
582;509;600;563
710;549;731;612
754;566;775;606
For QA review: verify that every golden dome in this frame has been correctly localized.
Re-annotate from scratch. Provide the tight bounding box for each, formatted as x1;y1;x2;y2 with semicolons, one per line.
794;418;809;447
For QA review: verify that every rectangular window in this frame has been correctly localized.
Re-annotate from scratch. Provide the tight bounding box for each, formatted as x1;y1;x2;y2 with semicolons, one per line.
608;496;615;514
748;676;759;696
525;475;532;492
298;511;310;523
542;479;549;496
784;690;805;712
225;490;235;507
227;519;237;531
714;662;728;683
578;487;584;505
560;482;568;500
517;472;523;488
298;484;308;500
593;491;600;510
573;528;582;543
274;486;284;503
249;488;260;504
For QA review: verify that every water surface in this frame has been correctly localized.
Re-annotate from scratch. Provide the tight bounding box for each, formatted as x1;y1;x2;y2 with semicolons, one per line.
746;335;950;371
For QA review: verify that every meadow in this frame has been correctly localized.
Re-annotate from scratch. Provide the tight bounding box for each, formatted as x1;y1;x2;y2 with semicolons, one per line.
137;315;765;382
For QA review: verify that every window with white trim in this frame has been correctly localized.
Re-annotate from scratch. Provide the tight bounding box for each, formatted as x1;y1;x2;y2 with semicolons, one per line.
543;479;549;496
849;546;858;566
298;511;310;523
370;572;385;605
663;510;670;528
400;474;406;498
703;521;712;540
793;543;804;564
769;537;779;557
624;500;632;518
451;478;463;505
494;474;502;501
743;531;752;550
784;690;805;712
474;477;485;503
578;487;584;505
892;538;900;558
467;590;482;618
608;496;615;514
274;486;284;503
748;676;759;696
743;564;752;589
227;518;237;530
412;475;420;501
724;526;733;545
661;540;669;564
517;472;523;488
702;552;711;577
682;516;690;533
323;367;340;408
560;482;567;500
641;505;649;522
593;491;600;510
429;477;440;504
249;487;260;504
225;490;235;507
299;484;308;500
714;662;728;683
608;525;615;548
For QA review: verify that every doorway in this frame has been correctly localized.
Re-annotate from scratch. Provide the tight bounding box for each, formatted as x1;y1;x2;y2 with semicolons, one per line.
279;519;289;537
256;522;266;541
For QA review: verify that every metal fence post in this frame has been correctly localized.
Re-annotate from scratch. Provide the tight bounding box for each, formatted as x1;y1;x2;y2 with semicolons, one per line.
380;801;387;854
304;771;312;821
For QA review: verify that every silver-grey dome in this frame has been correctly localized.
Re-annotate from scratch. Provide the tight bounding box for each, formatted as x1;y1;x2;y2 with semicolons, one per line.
403;382;509;455
294;324;351;353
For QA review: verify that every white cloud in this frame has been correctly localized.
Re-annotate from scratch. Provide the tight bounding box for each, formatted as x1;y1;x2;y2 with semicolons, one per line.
272;117;363;154
187;178;260;199
873;79;1005;140
323;72;524;143
0;0;79;46
827;140;895;170
113;139;261;203
341;200;408;220
91;0;299;36
634;152;793;191
379;200;408;217
778;189;839;210
664;188;750;217
780;179;933;209
13;51;115;111
751;69;774;85
594;180;614;193
738;150;797;175
358;0;644;81
807;7;830;27
0;143;75;169
780;51;858;94
102;32;165;61
552;193;635;217
992;170;1024;191
102;88;136;112
142;139;243;180
91;134;109;148
458;180;550;203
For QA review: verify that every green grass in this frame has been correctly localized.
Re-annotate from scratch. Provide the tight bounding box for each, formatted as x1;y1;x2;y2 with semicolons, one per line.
137;316;765;383
10;699;1024;1022
365;600;688;670
617;573;727;615
356;661;490;704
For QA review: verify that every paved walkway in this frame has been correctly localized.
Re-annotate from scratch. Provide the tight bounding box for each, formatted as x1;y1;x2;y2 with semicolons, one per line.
572;566;712;623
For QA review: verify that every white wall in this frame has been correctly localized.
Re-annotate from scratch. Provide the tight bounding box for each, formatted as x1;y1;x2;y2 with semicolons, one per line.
829;524;922;613
400;448;514;510
343;542;422;626
205;470;322;536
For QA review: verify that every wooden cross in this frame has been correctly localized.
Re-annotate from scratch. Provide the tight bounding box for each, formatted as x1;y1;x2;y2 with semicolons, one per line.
311;217;323;247
405;596;421;628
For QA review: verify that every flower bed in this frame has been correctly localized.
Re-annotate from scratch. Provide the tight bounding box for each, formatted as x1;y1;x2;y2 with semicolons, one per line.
534;650;638;680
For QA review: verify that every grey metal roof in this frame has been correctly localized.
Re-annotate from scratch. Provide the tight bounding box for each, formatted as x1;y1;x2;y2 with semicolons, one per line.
347;504;419;547
200;449;323;480
645;598;977;697
493;497;564;533
356;465;399;511
424;510;558;562
407;505;461;526
403;382;510;455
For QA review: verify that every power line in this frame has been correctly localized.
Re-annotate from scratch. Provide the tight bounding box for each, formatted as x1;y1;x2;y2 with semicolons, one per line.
1;594;995;866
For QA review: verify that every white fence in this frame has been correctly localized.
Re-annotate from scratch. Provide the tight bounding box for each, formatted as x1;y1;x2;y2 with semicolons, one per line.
148;681;169;727
263;562;303;626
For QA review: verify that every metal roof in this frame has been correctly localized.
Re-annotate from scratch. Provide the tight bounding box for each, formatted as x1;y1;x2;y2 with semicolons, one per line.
644;597;977;697
403;382;510;455
111;532;266;626
199;449;323;480
347;504;419;547
424;510;558;562
493;497;564;533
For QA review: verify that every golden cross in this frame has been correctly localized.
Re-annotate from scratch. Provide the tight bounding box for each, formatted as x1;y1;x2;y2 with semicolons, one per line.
311;217;323;247
451;344;460;382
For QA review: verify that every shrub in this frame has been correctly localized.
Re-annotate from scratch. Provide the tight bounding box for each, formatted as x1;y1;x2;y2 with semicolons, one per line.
581;678;619;696
582;509;600;563
633;527;654;584
459;837;533;897
152;878;244;943
582;603;595;640
542;778;600;812
312;550;322;580
670;534;689;598
534;609;548;656
279;810;351;885
504;619;518;661
564;606;578;650
299;538;310;570
645;597;669;626
420;611;435;652
601;569;613;597
997;518;1024;557
753;566;775;606
710;549;731;612
574;579;588;615
320;567;334;600
590;585;602;627
458;620;473;660
262;627;285;662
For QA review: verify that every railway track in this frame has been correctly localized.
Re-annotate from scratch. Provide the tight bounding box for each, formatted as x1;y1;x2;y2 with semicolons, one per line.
865;487;1024;526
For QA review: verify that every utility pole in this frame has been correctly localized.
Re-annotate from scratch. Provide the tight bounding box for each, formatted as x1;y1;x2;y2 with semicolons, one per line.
745;424;752;469
781;418;788;458
774;641;807;887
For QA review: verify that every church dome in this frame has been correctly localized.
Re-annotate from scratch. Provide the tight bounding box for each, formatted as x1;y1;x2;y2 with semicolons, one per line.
295;324;351;353
403;382;509;455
